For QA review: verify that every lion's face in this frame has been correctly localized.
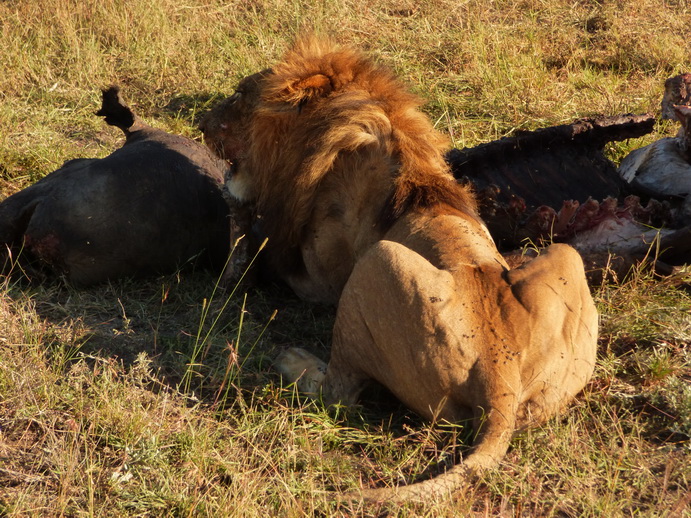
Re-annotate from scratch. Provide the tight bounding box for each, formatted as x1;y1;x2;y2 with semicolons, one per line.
199;71;267;201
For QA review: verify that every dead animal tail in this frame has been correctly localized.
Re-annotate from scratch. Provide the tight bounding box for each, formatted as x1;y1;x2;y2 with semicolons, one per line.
95;86;137;133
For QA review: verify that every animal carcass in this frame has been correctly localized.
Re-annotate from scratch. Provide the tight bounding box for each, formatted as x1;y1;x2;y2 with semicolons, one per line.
0;87;231;285
618;74;691;225
446;114;656;249
445;113;691;278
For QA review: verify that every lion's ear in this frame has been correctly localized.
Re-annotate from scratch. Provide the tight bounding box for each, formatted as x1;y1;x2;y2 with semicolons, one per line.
278;73;332;106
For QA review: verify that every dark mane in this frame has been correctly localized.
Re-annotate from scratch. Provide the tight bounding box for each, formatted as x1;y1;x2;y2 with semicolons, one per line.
380;168;480;230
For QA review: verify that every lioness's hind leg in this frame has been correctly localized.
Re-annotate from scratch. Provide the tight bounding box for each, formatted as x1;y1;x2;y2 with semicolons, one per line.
274;348;327;397
274;347;369;406
506;243;598;421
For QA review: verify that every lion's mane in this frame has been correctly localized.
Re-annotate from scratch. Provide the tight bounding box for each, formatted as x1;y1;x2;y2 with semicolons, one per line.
245;36;478;268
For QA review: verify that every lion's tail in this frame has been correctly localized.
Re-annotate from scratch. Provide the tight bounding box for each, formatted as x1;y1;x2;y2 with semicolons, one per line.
348;402;517;504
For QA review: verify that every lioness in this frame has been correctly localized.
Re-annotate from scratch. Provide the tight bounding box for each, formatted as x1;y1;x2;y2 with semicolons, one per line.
201;36;598;502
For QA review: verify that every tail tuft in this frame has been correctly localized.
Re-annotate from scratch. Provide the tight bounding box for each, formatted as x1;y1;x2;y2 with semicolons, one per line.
95;86;136;133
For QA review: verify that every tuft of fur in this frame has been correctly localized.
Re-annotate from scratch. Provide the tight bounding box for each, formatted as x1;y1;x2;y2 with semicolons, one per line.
95;86;140;134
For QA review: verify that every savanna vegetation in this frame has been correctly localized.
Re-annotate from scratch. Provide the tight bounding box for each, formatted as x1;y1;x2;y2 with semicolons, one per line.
0;1;689;516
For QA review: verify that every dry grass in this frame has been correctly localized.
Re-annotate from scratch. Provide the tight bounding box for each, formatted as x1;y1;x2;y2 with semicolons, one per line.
1;0;690;516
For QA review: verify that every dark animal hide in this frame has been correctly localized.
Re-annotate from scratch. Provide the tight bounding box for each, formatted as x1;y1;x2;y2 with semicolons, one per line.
445;113;691;280
0;87;231;285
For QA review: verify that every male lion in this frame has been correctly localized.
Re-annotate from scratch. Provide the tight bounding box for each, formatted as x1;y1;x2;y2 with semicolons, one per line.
201;36;599;502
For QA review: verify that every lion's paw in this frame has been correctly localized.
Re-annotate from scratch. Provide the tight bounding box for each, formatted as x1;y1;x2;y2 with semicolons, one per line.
274;347;327;397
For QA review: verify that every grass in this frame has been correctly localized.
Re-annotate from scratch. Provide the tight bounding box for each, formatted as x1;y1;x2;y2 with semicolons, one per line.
0;0;690;516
